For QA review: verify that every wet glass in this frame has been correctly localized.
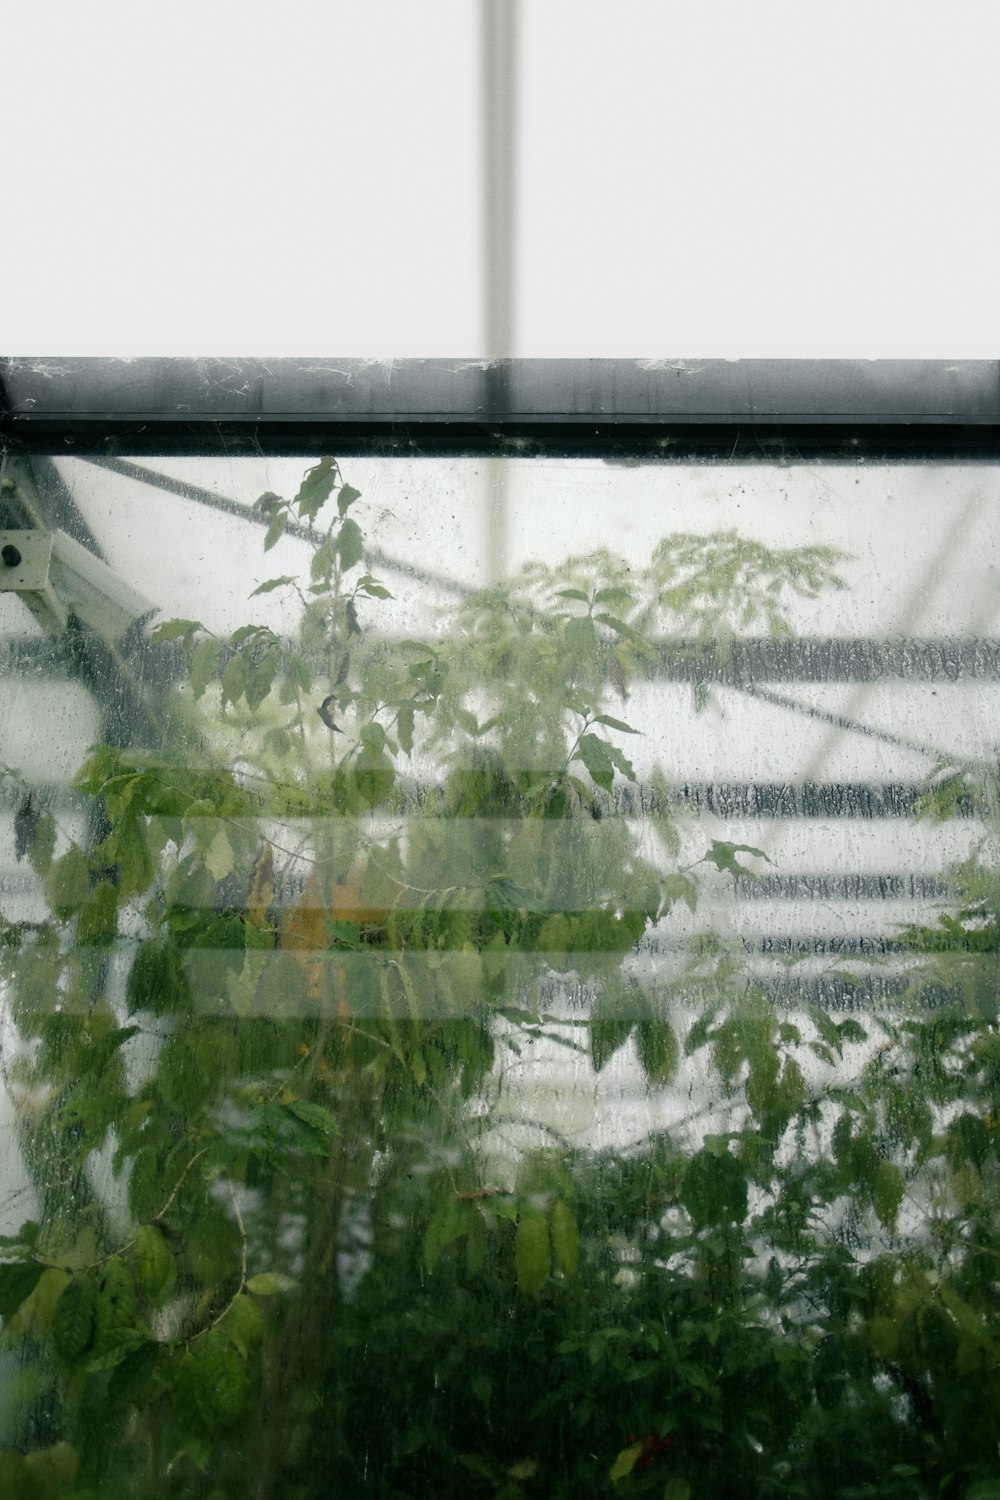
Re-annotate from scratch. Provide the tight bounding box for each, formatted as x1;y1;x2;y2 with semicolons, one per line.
0;448;997;1498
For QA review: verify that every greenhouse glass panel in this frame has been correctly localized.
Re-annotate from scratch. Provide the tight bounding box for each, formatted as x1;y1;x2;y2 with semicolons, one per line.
0;362;998;1498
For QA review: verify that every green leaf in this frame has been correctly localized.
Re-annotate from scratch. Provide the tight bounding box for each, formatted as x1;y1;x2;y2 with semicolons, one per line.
75;880;119;946
610;1443;643;1482
576;734;615;792
325;919;362;950
45;847;90;918
590;988;634;1072
283;651;313;697
337;482;362;517
636;1015;679;1085
52;1274;97;1362
680;1149;748;1229
702;840;774;880
410;1049;428;1085
127;940;191;1016
962;1480;1000;1499
685;1006;720;1055
663;871;699;914
264;511;287;551
247;654;279;711
549;1198;580;1278
592;714;639;734
134;1224;172;1300
190;637;222;699
74;742;121;796
809;1005;842;1050
22;1443;80;1497
223;1293;264;1358
0;1454;29;1497
295;456;338;523
107;1339;158;1409
94;1257;138;1352
203;829;234;883
593;612;645;643
198;1329;250;1428
277;1105;333;1158
423;1197;466;1275
484;876;537;927
284;1099;339;1137
357;572;392;599
396;703;415;755
246;1271;298;1297
515;1210;551;1296
108;851;155;925
249;575;297;597
337;517;364;572
150;618;203;644
947;1112;991;1169
26;808;56;878
0;1260;45;1318
310;537;336;582
360;722;387;754
873;1160;905;1231
565;616;598;657
593;585;636;609
554;588;591;603
606;742;637;783
827;1087;867;1113
221;653;249;707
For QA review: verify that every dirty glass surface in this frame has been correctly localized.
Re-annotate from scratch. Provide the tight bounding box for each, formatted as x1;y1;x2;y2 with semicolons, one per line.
0;449;997;1499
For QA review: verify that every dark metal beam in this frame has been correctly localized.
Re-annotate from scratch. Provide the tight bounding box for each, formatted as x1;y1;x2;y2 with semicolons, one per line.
612;781;952;819
0;775;955;822
661;637;1000;683
3;358;1000;458
396;779;953;819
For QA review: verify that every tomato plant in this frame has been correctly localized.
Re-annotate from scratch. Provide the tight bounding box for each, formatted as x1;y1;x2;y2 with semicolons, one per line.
0;460;995;1499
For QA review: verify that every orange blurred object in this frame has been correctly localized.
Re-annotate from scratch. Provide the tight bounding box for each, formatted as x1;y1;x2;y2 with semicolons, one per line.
277;858;386;1014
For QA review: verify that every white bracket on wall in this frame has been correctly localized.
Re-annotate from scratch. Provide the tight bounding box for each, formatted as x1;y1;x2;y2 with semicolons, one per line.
0;528;69;633
0;463;155;644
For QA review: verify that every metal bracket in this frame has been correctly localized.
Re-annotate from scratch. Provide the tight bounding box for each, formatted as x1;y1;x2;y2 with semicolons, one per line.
0;457;154;642
0;527;68;631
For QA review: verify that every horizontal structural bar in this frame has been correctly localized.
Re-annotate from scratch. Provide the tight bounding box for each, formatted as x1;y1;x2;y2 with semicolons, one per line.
10;635;1000;684
656;637;1000;683
0;780;969;819
3;360;1000;457
0;866;953;906
6;424;1000;461
618;782;953;818
3;358;998;422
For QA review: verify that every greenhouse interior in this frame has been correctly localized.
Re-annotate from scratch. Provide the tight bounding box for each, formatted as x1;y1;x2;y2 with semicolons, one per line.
0;356;998;1499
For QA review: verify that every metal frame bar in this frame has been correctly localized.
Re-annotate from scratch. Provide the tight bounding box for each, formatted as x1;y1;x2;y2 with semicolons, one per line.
2;358;1000;458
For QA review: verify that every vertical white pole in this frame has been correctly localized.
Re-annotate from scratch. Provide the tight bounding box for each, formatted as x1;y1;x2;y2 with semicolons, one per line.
480;0;518;583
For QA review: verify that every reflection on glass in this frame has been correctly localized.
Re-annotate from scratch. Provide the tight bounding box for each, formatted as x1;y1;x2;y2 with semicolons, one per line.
0;452;997;1497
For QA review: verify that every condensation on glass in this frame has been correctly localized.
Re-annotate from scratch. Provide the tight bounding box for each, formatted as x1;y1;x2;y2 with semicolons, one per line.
0;444;996;1498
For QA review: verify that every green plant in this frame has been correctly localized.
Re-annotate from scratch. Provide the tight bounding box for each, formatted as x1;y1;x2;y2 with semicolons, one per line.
0;459;996;1499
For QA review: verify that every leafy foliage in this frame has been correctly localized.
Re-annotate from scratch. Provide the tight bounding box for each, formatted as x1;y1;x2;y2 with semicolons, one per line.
0;461;994;1498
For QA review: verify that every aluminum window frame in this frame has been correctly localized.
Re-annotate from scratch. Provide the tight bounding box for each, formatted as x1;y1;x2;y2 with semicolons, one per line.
2;357;999;461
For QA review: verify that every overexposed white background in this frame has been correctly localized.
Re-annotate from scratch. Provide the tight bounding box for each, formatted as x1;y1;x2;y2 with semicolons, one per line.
2;0;998;357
